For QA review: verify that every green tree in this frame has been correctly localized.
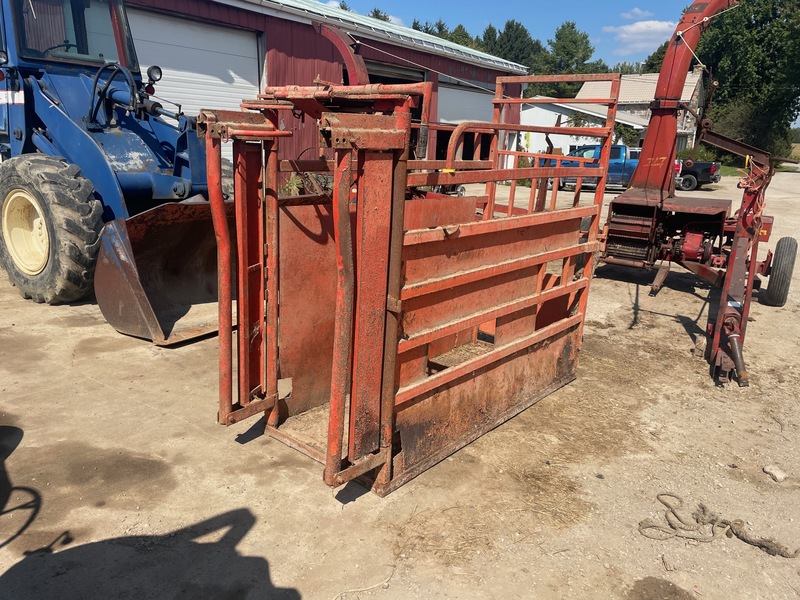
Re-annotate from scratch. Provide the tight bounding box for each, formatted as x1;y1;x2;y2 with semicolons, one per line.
792;128;800;143
412;19;449;38
338;1;351;10
615;123;641;147
697;0;800;156
449;24;474;48
495;20;546;71
433;19;450;38
480;24;498;54
643;41;668;73
369;8;390;21
412;19;432;34
533;21;608;97
612;61;643;75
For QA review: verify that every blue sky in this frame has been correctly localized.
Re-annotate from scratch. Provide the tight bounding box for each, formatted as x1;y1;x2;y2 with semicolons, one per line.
330;0;799;126
328;1;682;65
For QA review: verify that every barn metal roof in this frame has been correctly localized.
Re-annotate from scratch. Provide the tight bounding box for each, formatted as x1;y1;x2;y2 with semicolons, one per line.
523;99;652;129
231;0;528;74
577;72;702;104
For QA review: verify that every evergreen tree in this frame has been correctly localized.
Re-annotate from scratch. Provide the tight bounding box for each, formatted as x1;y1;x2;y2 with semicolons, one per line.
449;25;474;48
480;24;498;54
643;41;668;73
495;20;546;72
533;21;608;96
369;8;390;22
612;61;643;75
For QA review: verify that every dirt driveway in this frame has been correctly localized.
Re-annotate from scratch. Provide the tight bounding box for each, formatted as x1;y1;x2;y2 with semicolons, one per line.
1;170;799;599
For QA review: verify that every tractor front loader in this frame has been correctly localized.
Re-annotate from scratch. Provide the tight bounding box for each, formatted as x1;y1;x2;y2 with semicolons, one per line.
0;0;219;344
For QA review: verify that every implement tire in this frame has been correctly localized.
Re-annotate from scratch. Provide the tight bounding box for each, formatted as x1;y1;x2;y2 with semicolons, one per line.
0;155;102;303
764;237;797;307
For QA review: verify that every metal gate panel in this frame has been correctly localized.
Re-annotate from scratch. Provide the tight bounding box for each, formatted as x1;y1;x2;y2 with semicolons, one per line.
202;73;621;495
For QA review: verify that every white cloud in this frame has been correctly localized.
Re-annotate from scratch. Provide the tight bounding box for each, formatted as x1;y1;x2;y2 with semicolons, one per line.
603;20;676;55
621;7;654;20
324;0;339;6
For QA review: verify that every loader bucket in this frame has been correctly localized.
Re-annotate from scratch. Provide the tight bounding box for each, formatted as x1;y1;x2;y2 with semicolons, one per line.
94;198;233;345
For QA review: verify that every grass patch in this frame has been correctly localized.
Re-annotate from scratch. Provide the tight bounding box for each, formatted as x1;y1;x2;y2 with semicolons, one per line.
719;165;742;177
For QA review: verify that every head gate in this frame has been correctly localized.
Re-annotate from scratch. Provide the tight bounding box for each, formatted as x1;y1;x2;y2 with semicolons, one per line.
201;74;620;495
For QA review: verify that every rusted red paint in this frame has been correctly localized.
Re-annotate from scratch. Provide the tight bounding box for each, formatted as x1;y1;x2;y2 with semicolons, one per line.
206;135;233;423
601;0;781;385
202;73;617;494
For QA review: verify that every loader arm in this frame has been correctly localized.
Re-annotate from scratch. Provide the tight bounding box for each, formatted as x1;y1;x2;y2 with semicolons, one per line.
628;0;738;202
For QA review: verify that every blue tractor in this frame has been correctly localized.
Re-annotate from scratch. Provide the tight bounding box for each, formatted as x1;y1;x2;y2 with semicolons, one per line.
0;0;216;344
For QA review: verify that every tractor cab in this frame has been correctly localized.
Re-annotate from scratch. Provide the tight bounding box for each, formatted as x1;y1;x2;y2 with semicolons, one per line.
5;0;138;71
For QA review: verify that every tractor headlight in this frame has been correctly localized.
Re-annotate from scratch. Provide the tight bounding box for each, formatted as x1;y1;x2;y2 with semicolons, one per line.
147;65;163;83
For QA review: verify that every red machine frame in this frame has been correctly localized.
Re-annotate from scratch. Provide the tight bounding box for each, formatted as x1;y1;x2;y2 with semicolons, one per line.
602;0;787;386
199;73;621;494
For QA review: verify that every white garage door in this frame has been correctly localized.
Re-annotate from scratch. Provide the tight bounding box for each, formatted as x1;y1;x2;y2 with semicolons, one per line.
437;85;494;123
128;10;260;121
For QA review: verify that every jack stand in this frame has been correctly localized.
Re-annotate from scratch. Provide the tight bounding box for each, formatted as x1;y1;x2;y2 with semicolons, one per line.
650;261;670;296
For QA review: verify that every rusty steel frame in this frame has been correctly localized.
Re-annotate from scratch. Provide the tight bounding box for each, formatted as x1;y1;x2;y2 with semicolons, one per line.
601;0;780;385
201;74;620;494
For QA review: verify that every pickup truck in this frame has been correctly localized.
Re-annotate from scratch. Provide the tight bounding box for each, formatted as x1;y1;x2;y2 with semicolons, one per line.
546;144;638;189
678;160;721;191
545;144;689;191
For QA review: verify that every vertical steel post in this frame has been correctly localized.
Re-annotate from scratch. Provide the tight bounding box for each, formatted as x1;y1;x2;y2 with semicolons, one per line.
265;138;280;422
325;149;356;484
207;135;233;422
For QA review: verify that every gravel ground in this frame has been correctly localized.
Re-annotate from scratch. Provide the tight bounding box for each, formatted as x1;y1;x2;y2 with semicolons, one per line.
1;170;799;599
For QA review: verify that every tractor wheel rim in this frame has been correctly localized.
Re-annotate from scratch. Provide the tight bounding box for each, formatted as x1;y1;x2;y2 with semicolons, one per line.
2;189;50;276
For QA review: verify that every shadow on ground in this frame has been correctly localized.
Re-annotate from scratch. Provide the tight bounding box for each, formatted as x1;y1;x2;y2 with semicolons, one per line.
1;425;41;551
0;508;300;600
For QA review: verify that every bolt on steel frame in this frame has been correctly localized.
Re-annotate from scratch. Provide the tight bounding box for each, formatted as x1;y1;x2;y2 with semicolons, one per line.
199;73;621;495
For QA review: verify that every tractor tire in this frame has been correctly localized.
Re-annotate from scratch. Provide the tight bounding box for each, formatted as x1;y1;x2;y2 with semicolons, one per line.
0;155;102;304
763;236;797;307
679;173;698;191
455;185;466;197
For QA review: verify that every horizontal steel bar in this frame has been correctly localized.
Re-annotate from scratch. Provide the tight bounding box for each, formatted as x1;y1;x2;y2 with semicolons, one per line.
406;167;603;187
280;159;332;172
497;97;616;106
496;73;622;84
331;450;389;486
223;395;276;426
494;153;599;165
267;426;326;464
398;278;589;352
278;194;331;206
279;158;497;173
395;314;583;408
404;204;598;246
408;160;494;171
401;240;597;300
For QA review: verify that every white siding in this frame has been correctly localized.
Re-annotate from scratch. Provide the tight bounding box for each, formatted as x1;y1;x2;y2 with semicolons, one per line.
519;105;608;155
128;10;260;160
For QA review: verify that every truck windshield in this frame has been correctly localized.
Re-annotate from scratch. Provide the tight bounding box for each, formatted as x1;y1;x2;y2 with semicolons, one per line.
14;0;138;69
